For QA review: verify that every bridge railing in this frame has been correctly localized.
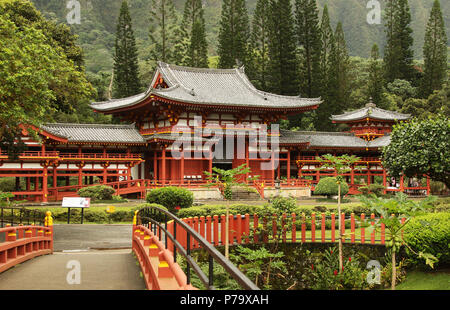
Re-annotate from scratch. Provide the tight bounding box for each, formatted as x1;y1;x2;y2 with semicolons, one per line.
0;212;53;274
134;206;259;290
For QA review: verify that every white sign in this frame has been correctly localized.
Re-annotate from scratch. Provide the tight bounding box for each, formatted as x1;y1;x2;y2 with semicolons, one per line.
62;197;91;208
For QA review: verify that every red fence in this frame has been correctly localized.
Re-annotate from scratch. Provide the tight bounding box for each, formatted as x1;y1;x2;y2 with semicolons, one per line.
0;225;53;273
164;212;396;251
132;224;195;290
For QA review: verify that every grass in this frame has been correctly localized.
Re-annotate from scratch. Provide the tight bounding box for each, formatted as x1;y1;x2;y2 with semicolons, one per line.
396;270;450;290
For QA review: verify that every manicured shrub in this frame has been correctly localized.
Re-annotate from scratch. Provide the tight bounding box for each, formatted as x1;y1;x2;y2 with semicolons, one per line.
359;184;385;197
403;212;450;268
271;197;297;214
314;177;349;198
77;185;116;201
146;187;193;213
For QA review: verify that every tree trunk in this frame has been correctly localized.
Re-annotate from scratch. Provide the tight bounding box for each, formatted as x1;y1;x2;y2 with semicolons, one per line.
391;250;396;290
225;200;230;259
338;183;343;271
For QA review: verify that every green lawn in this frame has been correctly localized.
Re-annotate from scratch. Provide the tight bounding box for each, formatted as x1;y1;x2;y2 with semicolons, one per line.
396;270;450;290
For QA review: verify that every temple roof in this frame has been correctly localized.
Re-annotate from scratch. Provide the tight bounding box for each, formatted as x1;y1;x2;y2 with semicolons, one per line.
92;62;321;112
279;130;391;149
331;102;410;123
41;123;146;144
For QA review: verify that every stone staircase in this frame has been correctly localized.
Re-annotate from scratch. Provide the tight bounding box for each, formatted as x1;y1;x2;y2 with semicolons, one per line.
230;186;262;201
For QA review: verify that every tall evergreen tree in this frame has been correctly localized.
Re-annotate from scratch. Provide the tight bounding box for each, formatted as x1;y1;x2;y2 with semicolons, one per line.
421;0;447;98
316;22;350;131
319;4;333;95
217;0;250;69
383;0;415;84
367;44;385;107
248;0;271;91
113;1;141;98
295;0;321;98
148;0;184;64
267;0;299;96
181;0;208;68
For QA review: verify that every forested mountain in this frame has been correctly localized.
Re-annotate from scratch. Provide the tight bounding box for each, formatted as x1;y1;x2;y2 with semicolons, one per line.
32;0;449;78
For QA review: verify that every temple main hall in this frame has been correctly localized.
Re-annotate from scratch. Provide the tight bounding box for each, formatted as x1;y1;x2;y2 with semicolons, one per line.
0;62;429;202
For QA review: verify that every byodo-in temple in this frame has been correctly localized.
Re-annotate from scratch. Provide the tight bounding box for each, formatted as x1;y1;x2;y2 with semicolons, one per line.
0;62;430;202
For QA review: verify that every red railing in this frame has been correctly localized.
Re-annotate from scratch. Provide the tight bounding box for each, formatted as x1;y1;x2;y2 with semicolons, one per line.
297;156;381;163
59;153;142;160
132;224;194;290
166;212;401;251
0;225;53;273
0;151;59;158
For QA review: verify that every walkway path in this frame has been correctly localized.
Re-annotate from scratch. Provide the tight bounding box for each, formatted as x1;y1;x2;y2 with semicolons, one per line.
0;225;146;290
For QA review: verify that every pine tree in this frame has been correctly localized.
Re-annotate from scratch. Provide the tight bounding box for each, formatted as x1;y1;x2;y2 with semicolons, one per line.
267;0;299;96
248;0;271;91
148;0;184;65
217;0;250;69
367;44;385;107
113;1;141;98
319;4;333;95
182;0;208;68
295;0;321;98
316;22;350;131
421;0;447;98
383;0;415;83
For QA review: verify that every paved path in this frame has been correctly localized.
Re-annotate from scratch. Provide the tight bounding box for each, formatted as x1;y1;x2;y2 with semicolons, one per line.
0;225;146;290
53;224;132;252
0;250;145;290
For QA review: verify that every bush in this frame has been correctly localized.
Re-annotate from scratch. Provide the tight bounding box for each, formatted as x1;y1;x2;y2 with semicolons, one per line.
271;197;297;214
359;184;385;197
403;212;450;268
77;185;116;201
314;177;349;198
146;187;194;213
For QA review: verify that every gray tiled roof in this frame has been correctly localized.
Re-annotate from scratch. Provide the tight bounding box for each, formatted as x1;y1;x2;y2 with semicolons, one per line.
279;130;391;149
331;103;410;122
41;123;146;144
92;62;322;112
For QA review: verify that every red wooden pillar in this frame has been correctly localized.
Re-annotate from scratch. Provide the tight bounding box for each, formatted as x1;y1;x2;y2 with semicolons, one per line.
331;213;336;243
42;164;48;203
350;213;355;243
180;149;185;185
153;151;158;183
161;146;166;185
382;168;387;194
370;213;375;244
213;215;219;246
350;165;355;189
245;139;249;183
206;216;212;243
400;175;405;191
311;213;316;243
287;150;291;181
102;163;108;184
52;165;57;188
426;176;431;195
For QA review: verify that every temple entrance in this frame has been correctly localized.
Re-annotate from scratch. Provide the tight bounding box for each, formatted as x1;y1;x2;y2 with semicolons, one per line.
212;162;233;171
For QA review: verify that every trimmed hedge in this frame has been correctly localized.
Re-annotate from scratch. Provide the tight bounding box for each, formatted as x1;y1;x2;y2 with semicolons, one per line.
314;177;349;197
77;185;116;200
146;187;193;213
403;212;450;268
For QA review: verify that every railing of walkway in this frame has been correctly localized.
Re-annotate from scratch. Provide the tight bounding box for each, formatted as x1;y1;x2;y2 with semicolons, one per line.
0;207;46;228
0;211;53;273
135;206;259;290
